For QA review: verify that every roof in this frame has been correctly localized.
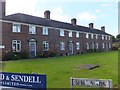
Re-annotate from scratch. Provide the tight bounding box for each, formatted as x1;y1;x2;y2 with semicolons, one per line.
2;13;112;36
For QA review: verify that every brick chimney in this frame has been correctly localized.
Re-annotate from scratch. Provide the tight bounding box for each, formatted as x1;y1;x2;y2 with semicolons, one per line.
89;23;94;29
44;10;50;19
101;26;105;32
71;18;77;25
0;0;6;18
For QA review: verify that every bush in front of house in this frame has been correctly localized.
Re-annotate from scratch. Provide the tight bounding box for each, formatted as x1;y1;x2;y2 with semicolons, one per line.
3;51;29;60
36;51;57;58
112;46;118;50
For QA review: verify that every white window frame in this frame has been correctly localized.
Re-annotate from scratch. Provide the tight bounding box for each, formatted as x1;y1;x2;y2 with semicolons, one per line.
106;36;108;40
86;43;89;49
29;25;36;34
96;43;98;49
60;42;65;50
13;23;21;33
96;34;98;39
69;31;72;37
43;41;49;51
60;29;64;36
12;40;21;52
76;32;79;38
91;34;94;39
109;36;111;40
76;42;80;50
102;43;105;48
109;43;111;48
86;33;89;38
102;35;104;40
43;27;48;35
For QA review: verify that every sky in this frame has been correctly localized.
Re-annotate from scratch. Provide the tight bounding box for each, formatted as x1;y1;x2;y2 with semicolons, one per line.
6;0;119;36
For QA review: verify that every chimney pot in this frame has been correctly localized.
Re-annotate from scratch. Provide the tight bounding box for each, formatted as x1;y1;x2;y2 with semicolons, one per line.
0;0;6;18
101;26;105;32
44;10;50;19
71;18;77;25
89;23;94;29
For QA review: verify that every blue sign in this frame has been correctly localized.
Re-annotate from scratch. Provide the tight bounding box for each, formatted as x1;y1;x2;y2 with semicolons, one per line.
0;72;46;90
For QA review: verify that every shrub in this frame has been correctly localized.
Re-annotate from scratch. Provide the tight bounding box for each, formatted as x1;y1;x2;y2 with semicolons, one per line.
19;51;29;59
112;46;118;50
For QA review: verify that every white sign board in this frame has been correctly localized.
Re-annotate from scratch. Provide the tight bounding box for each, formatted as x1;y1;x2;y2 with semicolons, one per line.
70;77;112;89
0;45;5;49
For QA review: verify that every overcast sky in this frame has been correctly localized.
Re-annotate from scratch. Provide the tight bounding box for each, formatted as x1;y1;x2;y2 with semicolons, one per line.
6;0;119;36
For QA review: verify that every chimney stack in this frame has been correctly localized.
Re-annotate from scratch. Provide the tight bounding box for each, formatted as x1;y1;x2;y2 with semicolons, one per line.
89;23;94;29
0;0;6;18
101;26;105;32
71;18;77;25
44;10;50;19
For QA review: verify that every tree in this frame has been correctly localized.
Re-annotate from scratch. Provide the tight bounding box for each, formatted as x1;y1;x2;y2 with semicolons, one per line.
116;34;120;39
112;36;116;42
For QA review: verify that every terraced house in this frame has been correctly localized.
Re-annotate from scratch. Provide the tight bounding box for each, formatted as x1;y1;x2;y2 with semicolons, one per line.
0;0;112;60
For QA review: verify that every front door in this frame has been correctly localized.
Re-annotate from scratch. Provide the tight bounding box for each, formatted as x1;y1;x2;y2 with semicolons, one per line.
68;42;73;54
29;40;36;58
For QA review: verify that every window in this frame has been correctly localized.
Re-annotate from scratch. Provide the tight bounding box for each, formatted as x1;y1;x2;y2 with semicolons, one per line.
109;36;111;40
60;29;64;36
43;41;49;51
43;27;48;35
86;33;89;38
29;25;36;34
96;43;98;49
60;42;65;50
109;43;111;48
76;32;79;38
96;35;98;39
76;42;80;50
102;35;104;40
69;31;72;37
12;40;21;52
106;36;107;40
86;43;89;49
102;43;105;48
13;23;21;32
91;34;93;39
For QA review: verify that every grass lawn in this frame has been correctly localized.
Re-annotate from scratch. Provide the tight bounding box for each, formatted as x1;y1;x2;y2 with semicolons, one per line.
2;51;118;88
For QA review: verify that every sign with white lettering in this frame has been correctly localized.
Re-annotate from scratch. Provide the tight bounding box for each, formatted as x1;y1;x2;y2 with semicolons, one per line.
0;72;46;90
70;77;112;89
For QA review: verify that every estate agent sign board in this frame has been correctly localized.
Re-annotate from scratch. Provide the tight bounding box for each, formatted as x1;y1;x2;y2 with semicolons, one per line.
70;77;112;89
0;72;46;90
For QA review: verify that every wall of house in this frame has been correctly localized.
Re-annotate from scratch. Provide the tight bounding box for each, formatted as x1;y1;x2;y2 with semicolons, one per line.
1;20;113;60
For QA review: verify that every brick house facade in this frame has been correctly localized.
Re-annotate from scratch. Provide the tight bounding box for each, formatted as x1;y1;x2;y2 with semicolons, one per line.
0;0;112;60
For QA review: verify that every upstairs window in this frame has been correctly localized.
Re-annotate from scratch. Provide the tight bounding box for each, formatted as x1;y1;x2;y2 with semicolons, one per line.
69;31;72;37
76;32;79;38
60;42;65;50
29;25;36;34
43;41;49;51
60;29;64;36
96;34;98;39
102;35;104;40
76;42;80;50
86;33;89;38
12;40;21;52
109;36;111;40
106;36;108;40
13;23;21;32
43;27;48;35
91;34;94;39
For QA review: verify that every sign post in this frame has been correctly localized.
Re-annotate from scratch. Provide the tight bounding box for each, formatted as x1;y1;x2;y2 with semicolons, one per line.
70;77;112;90
0;72;46;90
